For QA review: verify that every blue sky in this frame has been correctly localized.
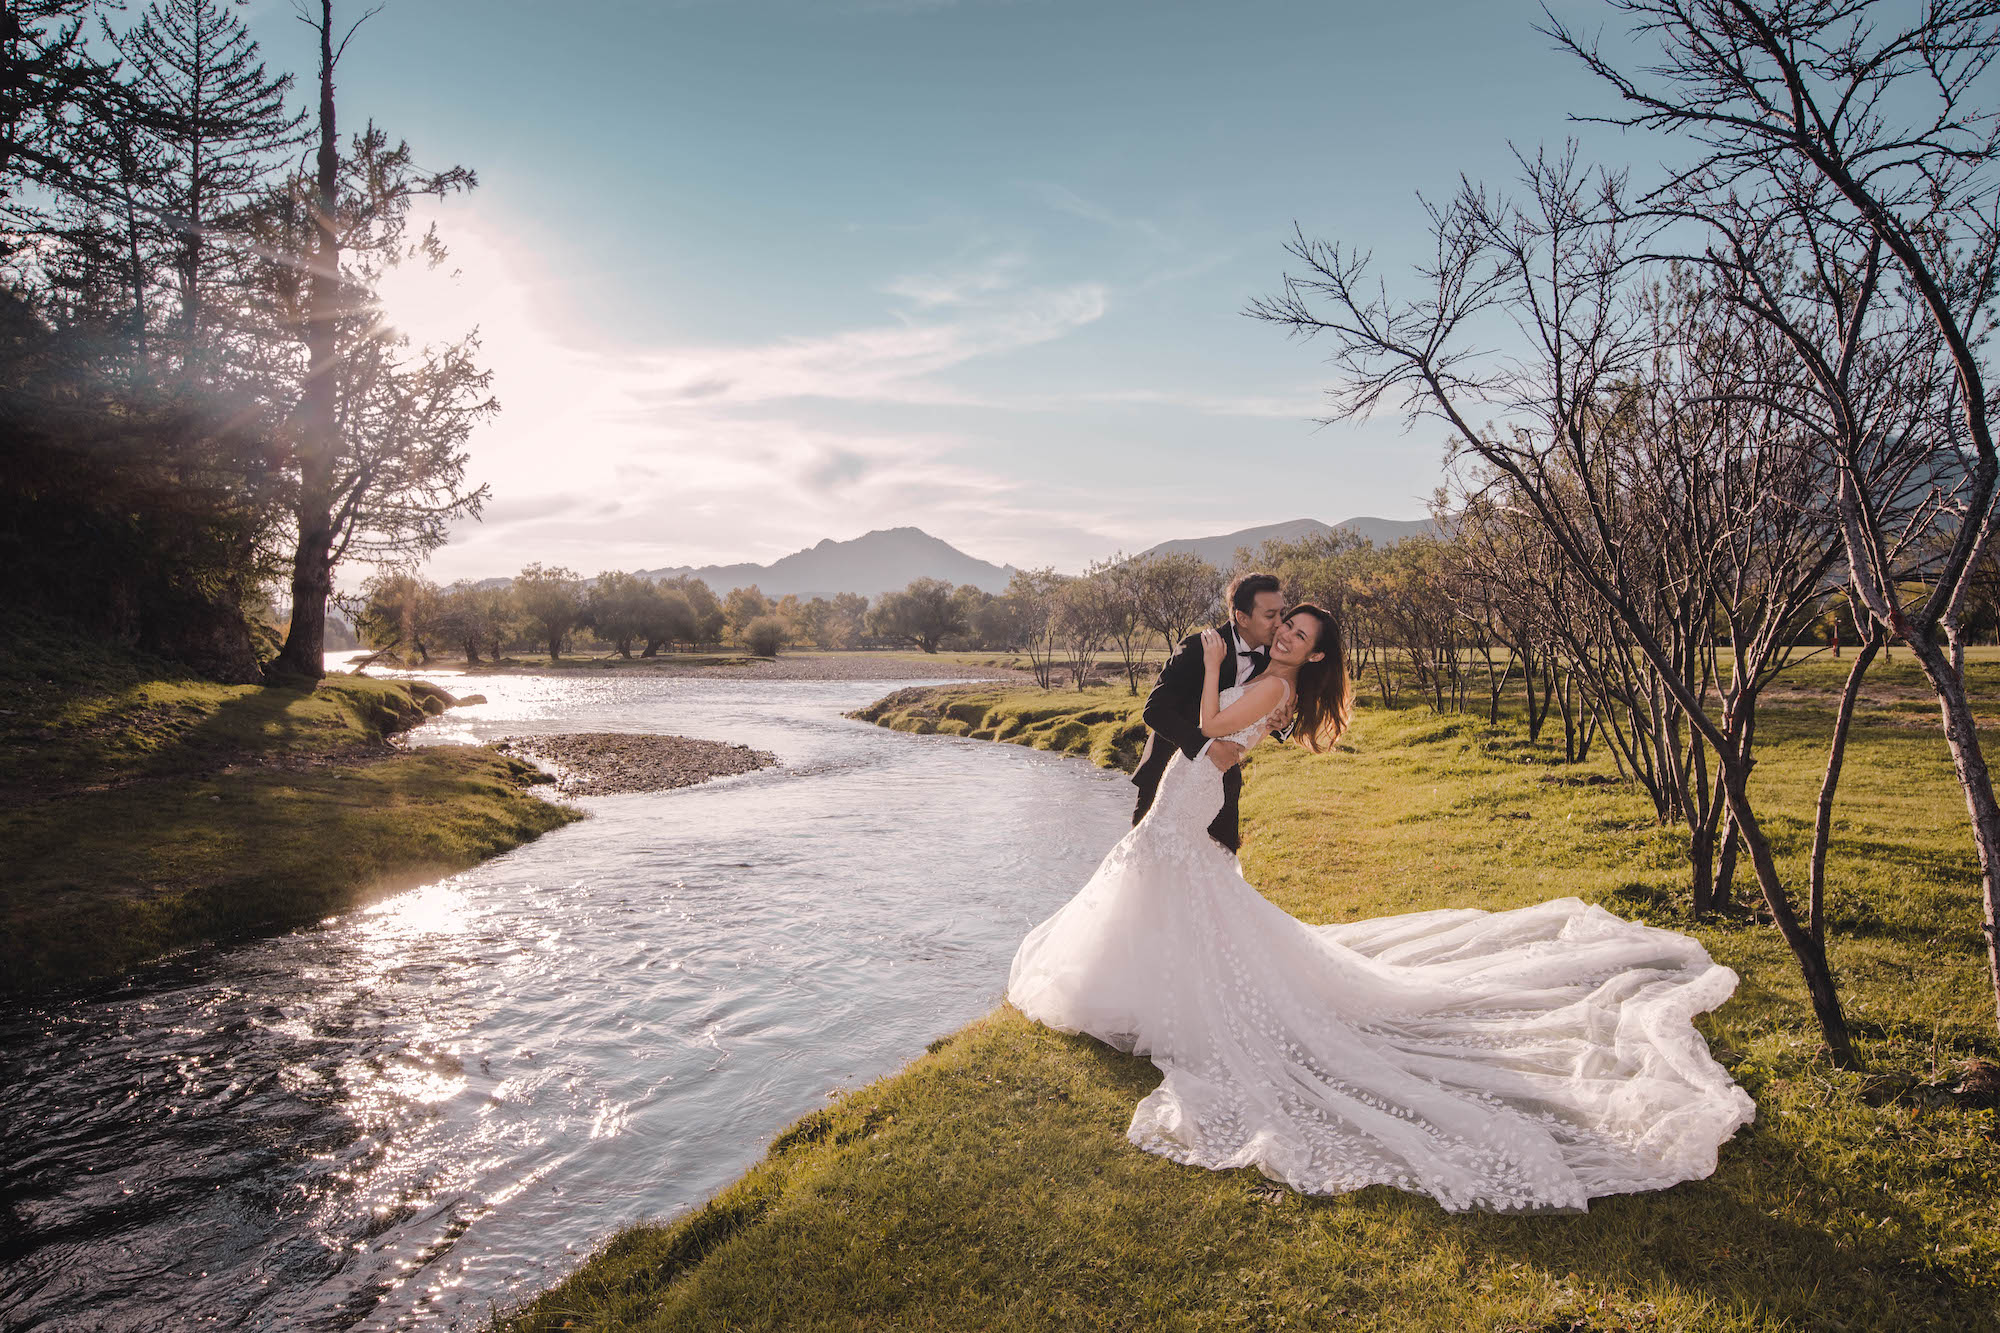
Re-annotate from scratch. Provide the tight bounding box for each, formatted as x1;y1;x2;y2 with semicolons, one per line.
237;0;1631;580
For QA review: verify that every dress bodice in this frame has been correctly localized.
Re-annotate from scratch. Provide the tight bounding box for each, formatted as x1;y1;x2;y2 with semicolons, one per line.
1216;679;1291;749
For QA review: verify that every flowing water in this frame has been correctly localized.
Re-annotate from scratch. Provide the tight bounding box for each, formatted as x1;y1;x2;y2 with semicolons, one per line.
0;669;1130;1330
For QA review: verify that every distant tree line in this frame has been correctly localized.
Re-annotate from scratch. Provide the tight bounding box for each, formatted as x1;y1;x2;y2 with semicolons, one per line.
353;550;1237;679
1;0;488;683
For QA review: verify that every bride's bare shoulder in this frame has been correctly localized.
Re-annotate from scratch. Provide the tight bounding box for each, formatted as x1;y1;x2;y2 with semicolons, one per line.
1245;675;1289;704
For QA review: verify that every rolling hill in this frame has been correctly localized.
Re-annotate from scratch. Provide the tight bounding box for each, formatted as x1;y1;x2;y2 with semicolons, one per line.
1134;516;1437;568
634;527;1016;601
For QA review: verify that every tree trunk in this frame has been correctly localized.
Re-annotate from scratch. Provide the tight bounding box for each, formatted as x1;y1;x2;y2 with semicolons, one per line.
1714;705;1756;907
1688;822;1716;916
274;527;333;682
1687;735;1719;915
269;2;342;684
1714;812;1740;905
1810;632;1882;944
1555;665;1578;759
1906;634;2000;1046
1718;757;1860;1068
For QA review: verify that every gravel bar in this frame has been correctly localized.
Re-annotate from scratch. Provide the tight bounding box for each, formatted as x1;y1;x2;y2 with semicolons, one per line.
497;732;777;796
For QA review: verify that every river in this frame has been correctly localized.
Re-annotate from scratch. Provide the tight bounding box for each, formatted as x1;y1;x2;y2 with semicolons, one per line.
0;669;1131;1330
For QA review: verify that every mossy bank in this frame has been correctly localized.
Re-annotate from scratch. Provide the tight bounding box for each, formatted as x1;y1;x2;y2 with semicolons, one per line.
507;667;2000;1331
1;614;580;996
849;682;1149;771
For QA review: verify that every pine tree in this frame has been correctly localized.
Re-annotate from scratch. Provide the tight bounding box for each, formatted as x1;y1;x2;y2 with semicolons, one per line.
0;1;113;224
106;0;305;360
261;1;482;681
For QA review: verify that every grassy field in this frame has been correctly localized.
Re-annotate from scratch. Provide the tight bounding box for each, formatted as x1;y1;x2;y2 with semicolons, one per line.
506;650;2000;1332
0;613;580;995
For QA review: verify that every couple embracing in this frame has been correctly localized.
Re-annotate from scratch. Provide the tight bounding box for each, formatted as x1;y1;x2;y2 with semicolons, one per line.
1006;572;1755;1214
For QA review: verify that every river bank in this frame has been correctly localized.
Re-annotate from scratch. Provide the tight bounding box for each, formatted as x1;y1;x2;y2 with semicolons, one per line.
504;677;2000;1331
0;617;581;996
849;682;1149;771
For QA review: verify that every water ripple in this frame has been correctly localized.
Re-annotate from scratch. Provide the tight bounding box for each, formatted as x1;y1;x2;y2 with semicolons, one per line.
0;675;1127;1329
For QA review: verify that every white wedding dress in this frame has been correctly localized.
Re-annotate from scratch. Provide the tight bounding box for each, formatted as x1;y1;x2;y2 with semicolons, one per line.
1007;684;1755;1213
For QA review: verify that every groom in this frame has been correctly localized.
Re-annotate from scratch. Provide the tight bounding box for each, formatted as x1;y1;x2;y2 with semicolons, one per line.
1131;571;1285;851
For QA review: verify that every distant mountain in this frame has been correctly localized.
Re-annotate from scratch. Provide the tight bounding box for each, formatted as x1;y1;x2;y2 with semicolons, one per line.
1136;516;1437;568
634;526;1016;600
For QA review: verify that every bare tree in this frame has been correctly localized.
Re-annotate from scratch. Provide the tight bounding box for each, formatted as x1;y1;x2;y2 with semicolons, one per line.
1251;147;1861;1064
1056;571;1119;690
1094;555;1153;695
1129;551;1223;654
1007;567;1067;689
1549;0;2000;1044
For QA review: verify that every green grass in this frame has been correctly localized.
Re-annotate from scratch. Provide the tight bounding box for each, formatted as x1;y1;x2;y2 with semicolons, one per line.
505;674;2000;1332
0;611;580;994
850;682;1150;771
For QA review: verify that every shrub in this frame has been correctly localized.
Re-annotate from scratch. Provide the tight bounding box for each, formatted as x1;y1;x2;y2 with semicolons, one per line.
744;615;788;657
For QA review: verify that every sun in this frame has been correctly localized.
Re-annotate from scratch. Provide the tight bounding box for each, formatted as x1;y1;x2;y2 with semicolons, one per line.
372;249;480;350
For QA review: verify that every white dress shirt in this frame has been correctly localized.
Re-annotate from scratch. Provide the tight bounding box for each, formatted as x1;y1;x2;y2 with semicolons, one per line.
1234;630;1263;686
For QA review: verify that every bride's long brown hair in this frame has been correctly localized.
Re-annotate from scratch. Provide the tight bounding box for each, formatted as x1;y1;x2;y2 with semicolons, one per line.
1284;602;1353;752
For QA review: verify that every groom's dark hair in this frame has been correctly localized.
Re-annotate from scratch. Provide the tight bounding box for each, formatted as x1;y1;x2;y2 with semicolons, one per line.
1227;572;1282;617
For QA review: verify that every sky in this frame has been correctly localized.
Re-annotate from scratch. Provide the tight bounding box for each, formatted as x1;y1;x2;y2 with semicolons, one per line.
234;0;1638;582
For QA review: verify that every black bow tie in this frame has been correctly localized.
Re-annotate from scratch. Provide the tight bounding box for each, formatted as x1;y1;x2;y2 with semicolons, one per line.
1245;647;1270;673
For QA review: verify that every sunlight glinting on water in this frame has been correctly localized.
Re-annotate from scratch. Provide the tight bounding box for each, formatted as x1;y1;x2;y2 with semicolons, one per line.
0;672;1130;1330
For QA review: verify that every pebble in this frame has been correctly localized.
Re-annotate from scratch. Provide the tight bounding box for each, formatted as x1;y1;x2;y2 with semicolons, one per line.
497;732;777;796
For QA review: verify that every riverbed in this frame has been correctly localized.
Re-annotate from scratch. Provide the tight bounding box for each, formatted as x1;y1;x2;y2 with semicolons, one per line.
0;671;1131;1330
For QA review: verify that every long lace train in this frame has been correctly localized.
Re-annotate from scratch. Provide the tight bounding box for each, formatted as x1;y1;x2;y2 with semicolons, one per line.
1007;743;1754;1213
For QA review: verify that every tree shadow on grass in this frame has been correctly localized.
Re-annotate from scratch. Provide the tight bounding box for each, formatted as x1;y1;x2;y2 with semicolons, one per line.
137;679;425;784
1409;1123;1992;1330
1055;1033;1992;1330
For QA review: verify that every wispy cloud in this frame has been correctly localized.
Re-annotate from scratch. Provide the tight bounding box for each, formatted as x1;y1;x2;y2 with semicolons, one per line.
369;203;1130;582
881;249;1029;309
1026;180;1176;252
630;279;1107;409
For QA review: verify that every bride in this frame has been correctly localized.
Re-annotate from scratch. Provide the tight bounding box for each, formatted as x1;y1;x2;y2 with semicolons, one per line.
1007;604;1755;1213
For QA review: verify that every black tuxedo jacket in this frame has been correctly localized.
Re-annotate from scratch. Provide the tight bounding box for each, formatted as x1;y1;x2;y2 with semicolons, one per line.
1131;624;1253;851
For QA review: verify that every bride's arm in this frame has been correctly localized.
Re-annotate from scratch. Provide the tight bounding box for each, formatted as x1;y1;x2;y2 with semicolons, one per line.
1198;628;1226;734
1201;675;1287;738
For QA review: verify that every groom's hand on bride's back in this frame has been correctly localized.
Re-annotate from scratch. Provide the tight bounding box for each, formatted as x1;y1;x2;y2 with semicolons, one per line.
1207;739;1246;771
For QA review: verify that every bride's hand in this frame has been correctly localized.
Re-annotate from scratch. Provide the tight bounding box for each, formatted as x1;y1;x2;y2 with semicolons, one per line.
1200;627;1226;671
